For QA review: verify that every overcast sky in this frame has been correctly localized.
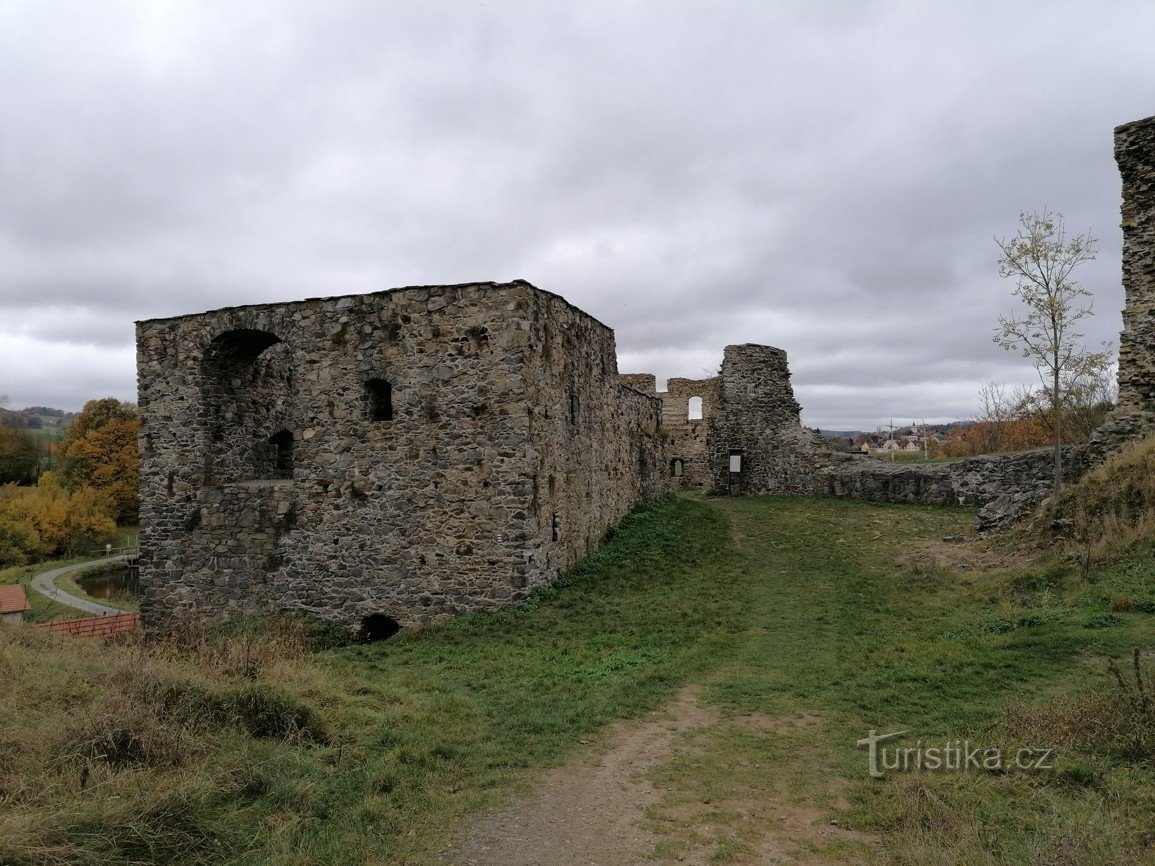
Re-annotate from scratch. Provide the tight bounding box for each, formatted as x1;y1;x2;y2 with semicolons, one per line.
2;1;1153;429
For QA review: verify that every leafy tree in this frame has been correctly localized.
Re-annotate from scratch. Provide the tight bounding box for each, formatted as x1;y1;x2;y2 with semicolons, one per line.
0;426;39;484
993;210;1110;496
60;398;140;523
0;475;117;565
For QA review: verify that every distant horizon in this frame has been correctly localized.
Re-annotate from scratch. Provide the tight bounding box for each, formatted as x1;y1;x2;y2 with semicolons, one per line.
0;395;984;435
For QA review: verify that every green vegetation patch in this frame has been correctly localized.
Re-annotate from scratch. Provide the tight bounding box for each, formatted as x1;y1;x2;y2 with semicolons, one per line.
3;493;1154;864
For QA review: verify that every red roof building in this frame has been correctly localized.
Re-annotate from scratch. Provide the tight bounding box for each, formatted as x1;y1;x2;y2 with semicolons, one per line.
0;584;32;623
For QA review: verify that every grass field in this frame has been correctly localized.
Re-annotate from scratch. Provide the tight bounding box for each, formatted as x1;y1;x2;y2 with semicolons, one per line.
1;495;1153;864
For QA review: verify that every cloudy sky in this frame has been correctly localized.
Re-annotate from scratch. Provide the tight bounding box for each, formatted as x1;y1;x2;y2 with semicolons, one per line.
2;1;1153;429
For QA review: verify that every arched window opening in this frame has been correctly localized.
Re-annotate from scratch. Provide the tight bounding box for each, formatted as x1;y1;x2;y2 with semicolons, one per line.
366;378;393;422
688;396;703;420
358;613;401;643
206;329;282;364
201;328;293;485
671;459;684;477
267;430;294;479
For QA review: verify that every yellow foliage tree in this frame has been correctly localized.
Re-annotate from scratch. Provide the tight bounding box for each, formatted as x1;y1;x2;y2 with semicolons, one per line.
0;474;117;565
60;398;140;523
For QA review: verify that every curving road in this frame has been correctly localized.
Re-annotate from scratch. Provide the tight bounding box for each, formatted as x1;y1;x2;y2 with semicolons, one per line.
29;557;127;616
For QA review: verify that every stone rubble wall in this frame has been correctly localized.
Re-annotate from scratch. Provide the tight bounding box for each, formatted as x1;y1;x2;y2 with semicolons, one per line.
659;376;720;491
617;373;657;396
814;446;1096;531
707;344;825;495
137;281;668;634
1096;114;1155;449
519;290;667;585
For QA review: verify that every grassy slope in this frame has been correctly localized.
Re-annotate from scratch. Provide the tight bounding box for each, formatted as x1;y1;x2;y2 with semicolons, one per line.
2;494;1153;864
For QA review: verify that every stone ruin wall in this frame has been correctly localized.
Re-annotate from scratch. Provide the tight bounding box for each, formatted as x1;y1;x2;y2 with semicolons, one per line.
1096;114;1155;447
707;344;826;495
137;281;667;633
666;377;721;491
622;344;820;497
516;290;667;580
619;373;721;491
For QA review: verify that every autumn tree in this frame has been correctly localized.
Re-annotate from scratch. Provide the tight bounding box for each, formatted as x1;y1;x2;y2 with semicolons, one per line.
1014;361;1116;444
0;474;117;566
994;210;1109;497
60;398;140;523
0;426;39;483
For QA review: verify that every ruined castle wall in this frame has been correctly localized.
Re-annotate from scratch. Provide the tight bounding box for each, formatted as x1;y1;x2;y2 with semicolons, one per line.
138;281;666;633
658;376;720;490
817;447;1092;515
1098;114;1155;446
618;373;656;395
708;344;824;494
520;292;667;580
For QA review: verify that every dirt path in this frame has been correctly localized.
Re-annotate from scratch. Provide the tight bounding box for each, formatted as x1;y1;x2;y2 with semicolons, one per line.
448;687;714;866
447;687;876;866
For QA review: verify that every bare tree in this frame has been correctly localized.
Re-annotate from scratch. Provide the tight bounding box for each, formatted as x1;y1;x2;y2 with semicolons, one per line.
994;209;1108;497
1014;352;1116;444
976;381;1015;453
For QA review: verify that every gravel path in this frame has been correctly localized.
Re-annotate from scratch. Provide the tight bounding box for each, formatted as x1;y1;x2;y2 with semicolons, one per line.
29;557;126;616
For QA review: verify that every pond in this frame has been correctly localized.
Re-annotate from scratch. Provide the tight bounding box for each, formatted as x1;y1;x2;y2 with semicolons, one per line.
77;566;138;601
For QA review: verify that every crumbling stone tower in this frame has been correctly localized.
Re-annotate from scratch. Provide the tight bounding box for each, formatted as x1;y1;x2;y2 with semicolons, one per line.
707;344;822;494
136;281;667;634
622;343;820;496
1100;114;1155;445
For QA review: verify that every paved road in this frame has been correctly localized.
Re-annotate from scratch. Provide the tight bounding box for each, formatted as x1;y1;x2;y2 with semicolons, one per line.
29;557;126;616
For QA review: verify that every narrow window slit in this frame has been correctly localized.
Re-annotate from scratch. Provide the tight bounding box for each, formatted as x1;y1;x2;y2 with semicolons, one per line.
366;379;393;422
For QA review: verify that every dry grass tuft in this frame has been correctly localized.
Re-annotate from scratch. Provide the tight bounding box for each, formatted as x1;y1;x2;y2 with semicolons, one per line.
1000;650;1155;765
1036;432;1155;556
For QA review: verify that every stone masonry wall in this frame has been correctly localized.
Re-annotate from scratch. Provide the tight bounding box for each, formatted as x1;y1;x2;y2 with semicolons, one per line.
1097;114;1155;447
517;290;667;583
137;281;668;634
659;376;720;491
708;344;826;495
622;346;816;495
815;446;1096;531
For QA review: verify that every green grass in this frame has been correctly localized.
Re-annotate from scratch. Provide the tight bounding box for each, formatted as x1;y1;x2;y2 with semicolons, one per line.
2;495;1153;864
25;426;64;442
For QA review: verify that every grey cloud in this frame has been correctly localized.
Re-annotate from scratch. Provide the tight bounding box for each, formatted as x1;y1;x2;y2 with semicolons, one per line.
1;0;1153;423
